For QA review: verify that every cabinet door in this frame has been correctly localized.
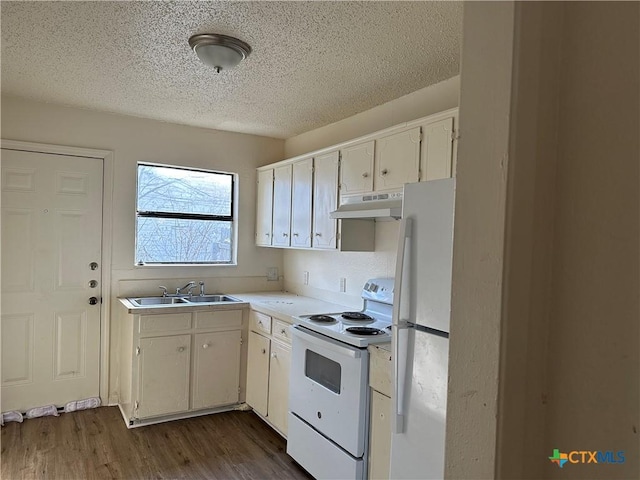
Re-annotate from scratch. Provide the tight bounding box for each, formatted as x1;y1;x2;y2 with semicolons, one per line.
137;335;190;419
291;158;313;248
340;141;374;195
256;169;274;246
312;151;339;249
246;331;270;417
192;330;241;410
420;117;454;181
375;127;421;191
369;390;392;480
267;340;291;436
272;164;292;247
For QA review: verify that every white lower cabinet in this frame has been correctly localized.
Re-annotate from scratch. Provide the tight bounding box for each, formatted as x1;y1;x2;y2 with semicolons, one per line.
137;334;191;419
245;309;292;437
118;307;244;426
246;330;270;417
368;345;393;479
192;330;242;410
369;391;391;480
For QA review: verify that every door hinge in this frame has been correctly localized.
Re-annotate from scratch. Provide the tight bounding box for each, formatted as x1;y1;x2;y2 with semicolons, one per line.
452;129;460;141
240;337;243;345
238;386;241;394
134;400;139;412
136;346;141;356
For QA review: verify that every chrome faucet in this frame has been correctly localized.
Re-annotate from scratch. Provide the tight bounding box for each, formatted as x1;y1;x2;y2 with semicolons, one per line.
159;285;169;297
199;281;205;296
176;281;196;296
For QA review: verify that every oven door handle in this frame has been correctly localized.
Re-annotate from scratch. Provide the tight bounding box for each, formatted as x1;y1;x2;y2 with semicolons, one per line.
291;325;362;359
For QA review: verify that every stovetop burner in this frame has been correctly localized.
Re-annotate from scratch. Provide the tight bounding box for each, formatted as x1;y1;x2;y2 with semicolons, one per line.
341;312;374;321
345;326;386;336
308;314;337;323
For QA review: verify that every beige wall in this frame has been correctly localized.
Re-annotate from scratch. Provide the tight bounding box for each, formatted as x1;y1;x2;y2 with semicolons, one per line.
282;77;460;307
0;96;285;401
448;2;639;479
284;76;460;158
544;2;639;478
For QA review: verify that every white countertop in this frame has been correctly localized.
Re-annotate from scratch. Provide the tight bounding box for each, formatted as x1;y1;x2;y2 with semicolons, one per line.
229;291;354;324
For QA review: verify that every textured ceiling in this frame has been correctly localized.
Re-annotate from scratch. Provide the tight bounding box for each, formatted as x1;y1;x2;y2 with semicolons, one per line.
1;1;462;139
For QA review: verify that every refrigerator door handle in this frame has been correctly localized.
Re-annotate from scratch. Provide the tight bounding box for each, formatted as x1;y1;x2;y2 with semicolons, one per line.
392;217;412;434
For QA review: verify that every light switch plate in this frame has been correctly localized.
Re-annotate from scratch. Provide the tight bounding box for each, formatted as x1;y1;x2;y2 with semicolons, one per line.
267;267;279;281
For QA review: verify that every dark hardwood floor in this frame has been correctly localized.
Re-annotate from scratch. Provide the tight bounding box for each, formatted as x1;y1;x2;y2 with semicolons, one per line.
1;406;312;479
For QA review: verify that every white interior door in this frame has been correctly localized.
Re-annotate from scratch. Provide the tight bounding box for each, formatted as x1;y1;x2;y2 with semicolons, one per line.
1;149;103;412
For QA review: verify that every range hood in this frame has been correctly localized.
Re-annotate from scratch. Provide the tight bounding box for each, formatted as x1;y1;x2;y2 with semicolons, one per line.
330;192;403;220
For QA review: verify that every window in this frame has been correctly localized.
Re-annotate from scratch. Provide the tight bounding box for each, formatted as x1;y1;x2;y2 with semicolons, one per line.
136;163;235;265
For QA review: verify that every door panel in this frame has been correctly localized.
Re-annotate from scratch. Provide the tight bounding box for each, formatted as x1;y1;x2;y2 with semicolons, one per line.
272;164;292;247
246;331;270;416
312;151;339;249
1;149;103;412
291;158;313;248
375;127;421;191
267;340;291;435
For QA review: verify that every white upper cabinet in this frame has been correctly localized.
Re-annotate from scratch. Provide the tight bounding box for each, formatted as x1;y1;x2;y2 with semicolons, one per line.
340;141;374;195
420;116;454;181
255;109;457;250
312;151;339;249
290;157;313;248
272;164;292;247
374;127;421;191
256;169;274;246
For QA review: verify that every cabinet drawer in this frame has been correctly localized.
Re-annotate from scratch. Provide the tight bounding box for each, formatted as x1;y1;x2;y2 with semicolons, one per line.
139;313;192;333
369;345;392;397
250;310;272;334
195;309;243;330
272;319;292;345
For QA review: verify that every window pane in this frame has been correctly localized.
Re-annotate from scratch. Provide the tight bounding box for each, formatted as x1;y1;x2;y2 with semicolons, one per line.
136;217;232;263
137;164;232;216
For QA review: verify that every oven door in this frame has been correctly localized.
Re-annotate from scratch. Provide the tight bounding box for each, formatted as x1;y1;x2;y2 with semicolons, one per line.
289;325;369;458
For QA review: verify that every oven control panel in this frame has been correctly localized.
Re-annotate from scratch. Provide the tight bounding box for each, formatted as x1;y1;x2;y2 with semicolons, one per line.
361;277;394;305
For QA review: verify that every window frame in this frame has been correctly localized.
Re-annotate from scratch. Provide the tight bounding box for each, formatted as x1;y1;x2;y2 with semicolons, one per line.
135;162;237;266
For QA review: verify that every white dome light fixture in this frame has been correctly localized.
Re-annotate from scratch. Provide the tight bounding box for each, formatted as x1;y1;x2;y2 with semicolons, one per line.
188;33;252;73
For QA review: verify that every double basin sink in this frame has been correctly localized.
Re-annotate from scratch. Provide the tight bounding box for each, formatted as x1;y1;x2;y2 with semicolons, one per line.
129;294;241;307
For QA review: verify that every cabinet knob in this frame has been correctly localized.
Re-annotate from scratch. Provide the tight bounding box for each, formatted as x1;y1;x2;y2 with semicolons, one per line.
283;233;289;237
258;320;263;325
362;172;369;178
265;233;270;236
293;233;299;237
261;348;266;354
271;352;277;358
178;346;186;353
280;329;287;335
381;169;389;175
315;232;321;237
202;343;210;349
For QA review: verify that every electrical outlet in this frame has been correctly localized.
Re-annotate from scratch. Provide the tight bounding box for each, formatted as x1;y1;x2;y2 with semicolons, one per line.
340;277;346;292
267;267;279;281
303;271;309;285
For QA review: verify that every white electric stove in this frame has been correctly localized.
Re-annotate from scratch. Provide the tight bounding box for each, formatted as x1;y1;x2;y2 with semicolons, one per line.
288;278;394;480
293;278;394;348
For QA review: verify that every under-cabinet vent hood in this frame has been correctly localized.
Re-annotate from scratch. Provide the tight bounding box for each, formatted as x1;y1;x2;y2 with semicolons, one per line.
330;191;403;220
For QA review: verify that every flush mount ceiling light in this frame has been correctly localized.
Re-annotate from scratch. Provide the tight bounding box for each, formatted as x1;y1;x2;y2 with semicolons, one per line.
188;33;251;73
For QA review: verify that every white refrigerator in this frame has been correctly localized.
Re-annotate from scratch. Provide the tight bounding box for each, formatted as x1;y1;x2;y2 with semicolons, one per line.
389;178;455;479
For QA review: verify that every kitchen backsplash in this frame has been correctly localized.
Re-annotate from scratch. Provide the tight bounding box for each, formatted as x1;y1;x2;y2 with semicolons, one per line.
283;220;399;309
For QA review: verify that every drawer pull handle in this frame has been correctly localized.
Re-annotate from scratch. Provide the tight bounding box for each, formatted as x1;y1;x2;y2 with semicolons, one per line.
271;352;277;359
203;343;210;349
362;172;369;178
381;168;389;175
178;346;185;353
280;329;286;335
261;348;266;354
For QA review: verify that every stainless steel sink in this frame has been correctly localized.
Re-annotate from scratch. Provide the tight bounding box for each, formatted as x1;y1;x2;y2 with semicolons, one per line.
127;294;242;307
131;297;188;306
185;295;241;303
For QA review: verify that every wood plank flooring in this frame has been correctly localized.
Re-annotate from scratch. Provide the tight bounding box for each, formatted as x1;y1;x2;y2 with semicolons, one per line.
1;406;312;479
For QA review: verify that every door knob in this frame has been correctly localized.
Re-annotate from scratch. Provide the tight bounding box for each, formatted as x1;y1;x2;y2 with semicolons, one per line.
88;297;98;305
